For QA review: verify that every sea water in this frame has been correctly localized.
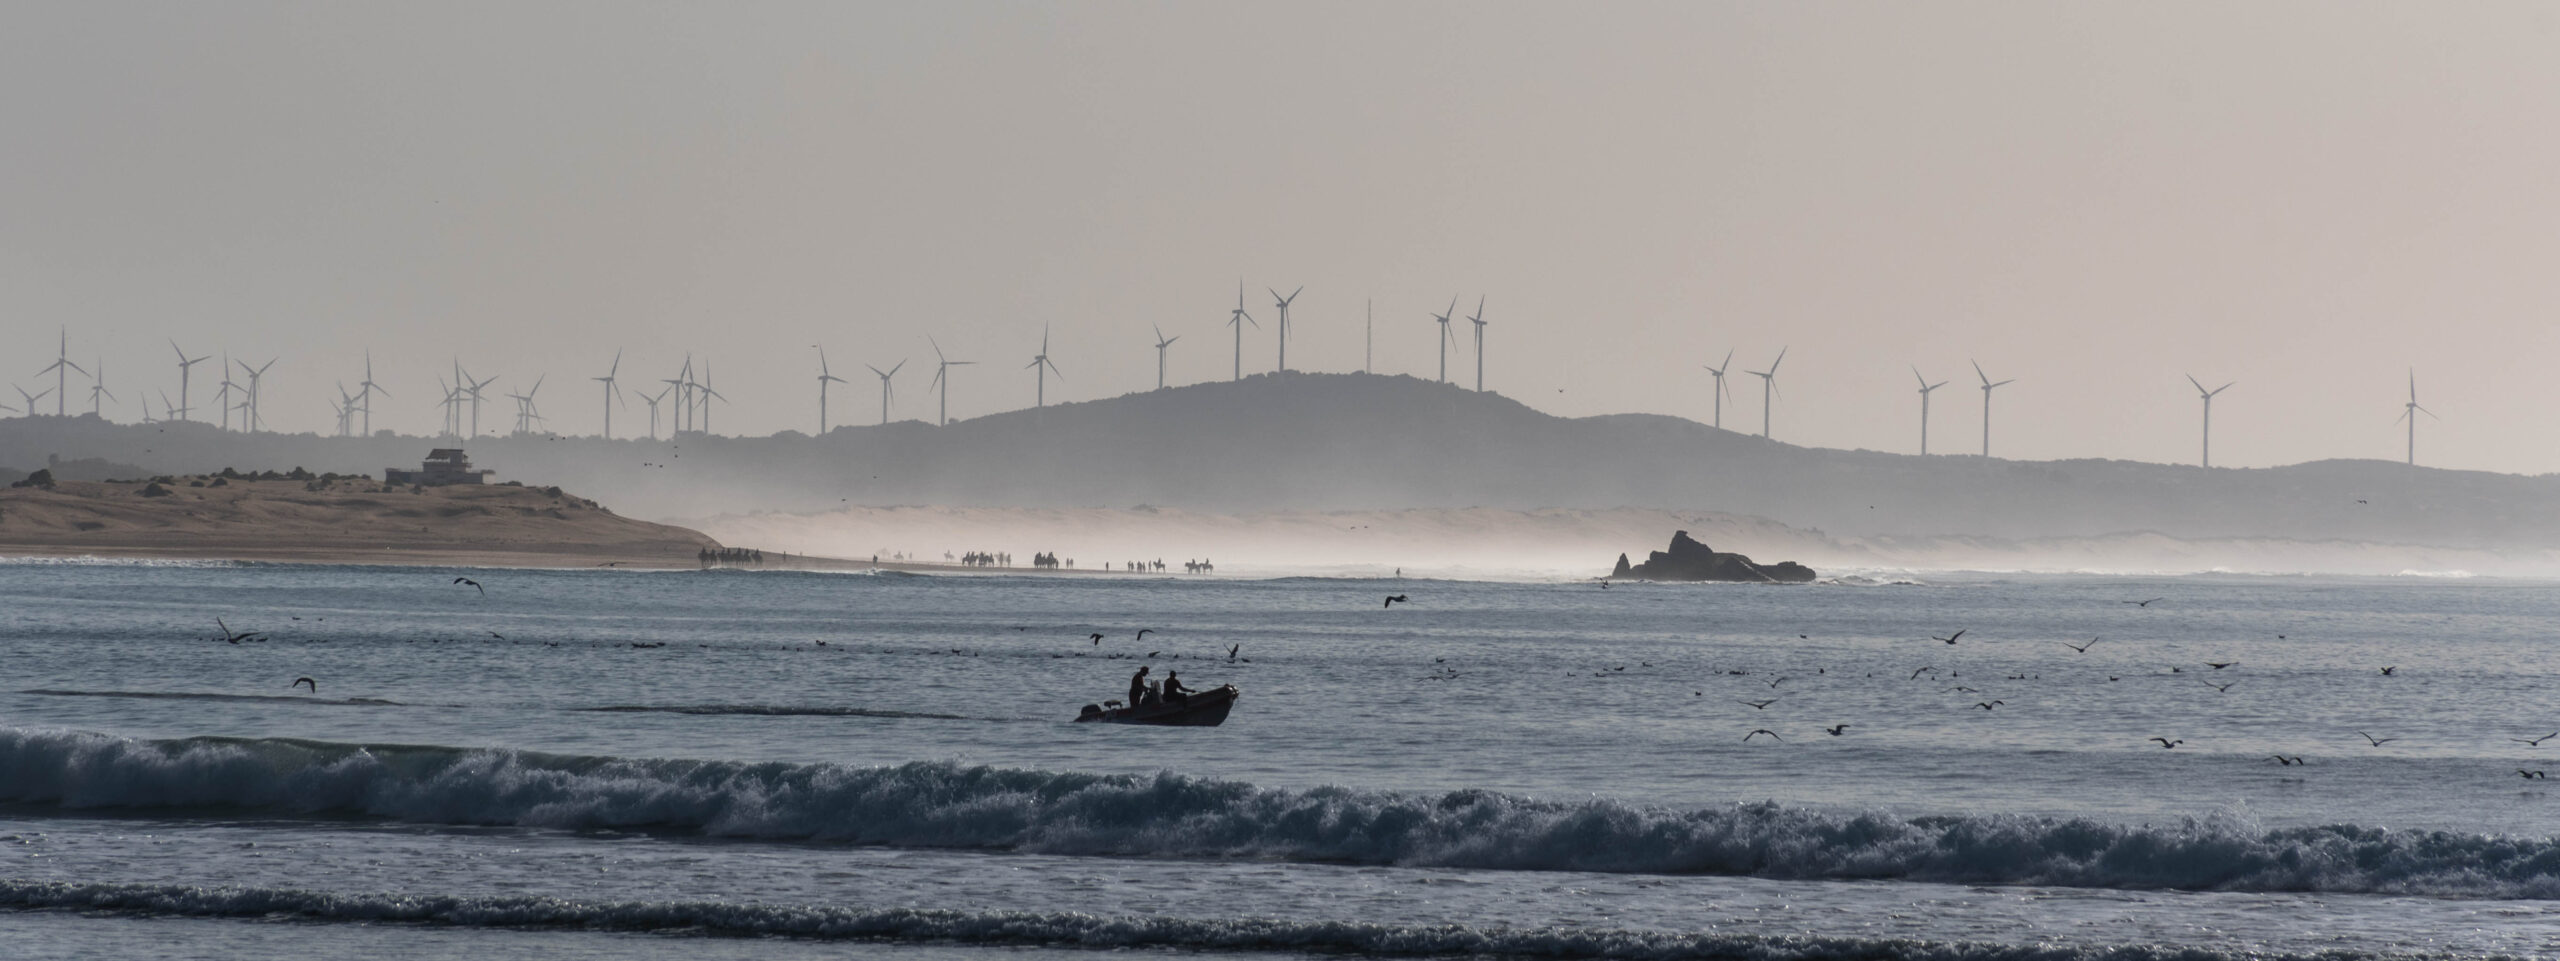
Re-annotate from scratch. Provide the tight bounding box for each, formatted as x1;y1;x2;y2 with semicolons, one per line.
1;560;2556;959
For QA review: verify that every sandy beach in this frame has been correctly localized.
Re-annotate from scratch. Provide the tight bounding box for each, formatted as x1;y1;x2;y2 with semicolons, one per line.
0;475;720;569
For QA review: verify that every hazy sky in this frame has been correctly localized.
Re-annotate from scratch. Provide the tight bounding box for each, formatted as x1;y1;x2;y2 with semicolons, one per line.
7;2;2560;472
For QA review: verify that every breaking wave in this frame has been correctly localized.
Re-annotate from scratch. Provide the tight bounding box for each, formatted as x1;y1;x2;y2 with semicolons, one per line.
4;727;2558;899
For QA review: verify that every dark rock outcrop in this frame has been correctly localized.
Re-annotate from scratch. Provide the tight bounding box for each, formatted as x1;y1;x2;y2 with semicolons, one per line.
1611;530;1815;583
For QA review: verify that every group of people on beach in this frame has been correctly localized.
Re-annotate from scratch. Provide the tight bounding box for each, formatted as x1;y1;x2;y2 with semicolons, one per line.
699;547;766;566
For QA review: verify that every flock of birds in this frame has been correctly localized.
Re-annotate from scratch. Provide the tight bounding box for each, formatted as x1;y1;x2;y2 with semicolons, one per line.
202;576;2553;781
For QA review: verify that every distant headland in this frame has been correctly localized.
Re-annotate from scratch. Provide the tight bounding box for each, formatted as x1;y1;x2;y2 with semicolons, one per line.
1611;530;1816;583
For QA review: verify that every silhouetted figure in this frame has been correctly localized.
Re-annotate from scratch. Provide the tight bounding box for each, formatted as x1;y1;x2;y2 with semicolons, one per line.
1164;671;1194;704
1129;666;1150;707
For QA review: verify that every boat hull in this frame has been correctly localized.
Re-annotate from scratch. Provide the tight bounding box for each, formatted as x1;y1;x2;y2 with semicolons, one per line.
1076;685;1238;726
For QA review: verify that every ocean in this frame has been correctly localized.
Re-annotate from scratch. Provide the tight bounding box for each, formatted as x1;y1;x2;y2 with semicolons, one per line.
2;559;2556;960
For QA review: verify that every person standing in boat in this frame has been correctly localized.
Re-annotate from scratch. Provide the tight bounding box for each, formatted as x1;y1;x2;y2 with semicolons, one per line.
1128;666;1150;707
1163;671;1194;704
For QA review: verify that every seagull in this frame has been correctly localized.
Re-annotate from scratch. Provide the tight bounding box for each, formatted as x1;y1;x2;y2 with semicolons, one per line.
2521;770;2549;779
1384;594;1409;608
1738;699;1777;709
1136;629;1154;640
2378;666;2398;676
1227;643;1240;661
1932;630;1966;645
2149;737;2183;749
214;618;263;644
2202;680;2237;693
488;631;505;640
2269;755;2305;766
1974;700;2003;710
1910;667;1939;680
454;576;484;596
290;677;316;693
2063;637;2098;653
1743;729;1781;742
2356;731;2399;747
2126;597;2164;607
2205;661;2238;670
1822;724;1850;736
2512;733;2559;747
1090;633;1104;645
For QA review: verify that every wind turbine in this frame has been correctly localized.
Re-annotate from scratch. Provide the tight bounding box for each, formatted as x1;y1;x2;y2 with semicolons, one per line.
1701;349;1734;430
595;349;626;439
928;336;973;426
212;355;237;431
1468;296;1488;392
434;376;462;437
1227;283;1257;381
507;375;546;435
662;356;693;434
695;361;722;434
640;384;671;440
868;360;903;426
1430;297;1458;383
462;368;499;438
332;382;357;437
1151;325;1178;390
1270;286;1302;373
356;352;387;436
1913;366;1949;455
15;385;52;419
170;341;209;422
1747;347;1788;439
87;357;114;417
1973;360;2014;458
157;390;176;423
1025;326;1063;407
37;328;84;417
236;357;275;432
2186;374;2234;467
814;347;845;434
2385;369;2426;466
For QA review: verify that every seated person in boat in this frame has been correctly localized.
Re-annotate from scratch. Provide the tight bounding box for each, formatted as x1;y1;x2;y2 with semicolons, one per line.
1163;671;1194;704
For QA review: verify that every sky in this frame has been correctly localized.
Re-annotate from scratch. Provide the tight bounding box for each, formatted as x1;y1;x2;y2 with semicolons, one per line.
5;2;2560;473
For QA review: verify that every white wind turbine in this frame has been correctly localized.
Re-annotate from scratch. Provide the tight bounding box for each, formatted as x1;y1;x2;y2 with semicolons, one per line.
1973;360;2014;458
1913;366;1949;455
640;384;671;440
694;361;723;434
1430;297;1458;383
595;349;626;439
212;355;237;430
1227;283;1257;381
2385;371;2426;468
14;385;51;418
1270;286;1302;373
814;347;845;434
928;336;973;426
462;368;499;438
1151;325;1178;390
1469;296;1488;392
170;341;209;422
662;356;693;434
1701;349;1734;430
37;328;84;417
237;357;276;432
88;357;114;417
868;360;903;426
1747;347;1788;439
507;375;546;435
356;352;387;436
1025;326;1063;407
2186;374;2233;468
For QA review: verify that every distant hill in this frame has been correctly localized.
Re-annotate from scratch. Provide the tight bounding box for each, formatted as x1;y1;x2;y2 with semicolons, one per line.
0;374;2552;550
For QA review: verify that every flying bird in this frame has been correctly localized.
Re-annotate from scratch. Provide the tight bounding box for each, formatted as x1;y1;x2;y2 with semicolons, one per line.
1383;594;1409;608
1738;699;1777;710
2149;737;2183;749
290;677;316;693
1227;643;1240;661
1135;629;1154;640
2126;598;2164;607
2205;661;2238;670
2378;666;2398;676
2356;731;2399;747
1910;667;1939;680
2063;637;2098;653
1974;701;2003;710
1089;633;1104;645
214;618;263;644
454;576;484;596
2203;680;2237;693
1932;630;1966;645
2269;755;2305;766
2521;770;2549;779
2512;733;2559;747
1743;729;1781;742
1822;724;1850;736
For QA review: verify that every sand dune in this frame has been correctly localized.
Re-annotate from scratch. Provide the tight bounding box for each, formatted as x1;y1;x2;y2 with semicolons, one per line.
0;475;718;568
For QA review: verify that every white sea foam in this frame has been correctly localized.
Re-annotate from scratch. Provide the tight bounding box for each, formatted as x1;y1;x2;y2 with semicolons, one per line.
0;878;2413;961
3;728;2557;899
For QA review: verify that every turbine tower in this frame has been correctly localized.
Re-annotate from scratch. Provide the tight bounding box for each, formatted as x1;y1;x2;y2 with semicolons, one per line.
1913;366;1948;455
463;368;499;438
1430;297;1458;383
2186;374;2233;467
641;384;671;440
595;349;626;439
14;385;51;418
1025;325;1062;407
1270;286;1301;372
1702;349;1734;430
1468;296;1488;392
507;375;546;435
1973;360;2014;458
1151;325;1178;390
2385;369;2426;466
814;347;845;435
928;336;973;426
662;356;693;434
212;355;237;430
88;358;114;417
170;341;209;422
868;360;903;426
237;357;276;432
695;361;723;434
1747;347;1788;439
356;352;387;436
37;328;84;417
1226;283;1257;381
